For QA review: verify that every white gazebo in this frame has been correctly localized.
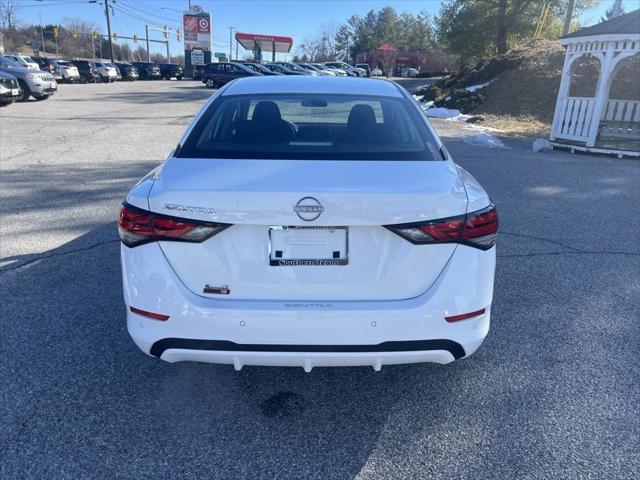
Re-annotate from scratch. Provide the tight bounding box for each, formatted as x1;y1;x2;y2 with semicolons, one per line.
550;9;640;157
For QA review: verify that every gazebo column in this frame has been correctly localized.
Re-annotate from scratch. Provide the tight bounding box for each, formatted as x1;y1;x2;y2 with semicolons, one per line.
550;50;576;141
585;42;615;147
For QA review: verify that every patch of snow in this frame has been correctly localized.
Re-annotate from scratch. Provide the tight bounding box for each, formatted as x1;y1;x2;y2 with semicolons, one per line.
425;107;473;121
462;133;507;149
466;80;494;93
532;138;553;152
445;95;451;101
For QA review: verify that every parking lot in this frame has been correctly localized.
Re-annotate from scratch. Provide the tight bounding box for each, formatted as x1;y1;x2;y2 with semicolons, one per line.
1;80;639;479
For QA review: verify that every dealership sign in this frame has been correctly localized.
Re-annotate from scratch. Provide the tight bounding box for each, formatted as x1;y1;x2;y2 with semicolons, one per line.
191;50;205;65
183;5;211;52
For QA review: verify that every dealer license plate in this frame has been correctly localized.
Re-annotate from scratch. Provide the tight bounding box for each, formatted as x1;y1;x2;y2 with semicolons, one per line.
268;226;348;266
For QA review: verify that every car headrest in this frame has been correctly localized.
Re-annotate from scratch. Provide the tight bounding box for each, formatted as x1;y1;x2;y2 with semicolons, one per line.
252;101;282;122
347;104;377;130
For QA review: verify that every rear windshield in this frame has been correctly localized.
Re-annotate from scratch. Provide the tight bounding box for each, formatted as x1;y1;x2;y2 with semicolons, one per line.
178;93;441;161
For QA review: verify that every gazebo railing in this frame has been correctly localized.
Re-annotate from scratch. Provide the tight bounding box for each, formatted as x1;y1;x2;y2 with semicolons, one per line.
552;96;597;142
602;99;640;122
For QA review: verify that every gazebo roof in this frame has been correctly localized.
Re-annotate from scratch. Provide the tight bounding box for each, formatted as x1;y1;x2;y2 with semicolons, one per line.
561;9;640;40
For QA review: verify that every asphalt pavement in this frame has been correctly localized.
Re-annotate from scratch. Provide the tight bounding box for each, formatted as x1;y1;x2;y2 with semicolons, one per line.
1;79;638;479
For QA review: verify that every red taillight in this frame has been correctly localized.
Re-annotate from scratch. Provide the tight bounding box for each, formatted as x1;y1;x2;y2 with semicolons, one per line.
445;308;486;322
129;306;169;321
118;203;229;247
385;204;498;250
460;204;499;250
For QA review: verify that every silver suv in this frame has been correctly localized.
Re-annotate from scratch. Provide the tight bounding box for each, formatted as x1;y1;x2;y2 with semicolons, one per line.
0;55;57;101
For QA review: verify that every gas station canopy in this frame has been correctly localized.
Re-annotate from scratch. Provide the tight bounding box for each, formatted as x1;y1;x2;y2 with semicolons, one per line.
235;32;293;61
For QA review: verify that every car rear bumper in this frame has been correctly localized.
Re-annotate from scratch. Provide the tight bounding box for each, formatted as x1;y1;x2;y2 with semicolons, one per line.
123;242;495;370
149;343;465;371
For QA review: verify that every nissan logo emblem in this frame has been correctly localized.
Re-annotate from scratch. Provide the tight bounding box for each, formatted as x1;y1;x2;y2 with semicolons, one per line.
294;197;324;221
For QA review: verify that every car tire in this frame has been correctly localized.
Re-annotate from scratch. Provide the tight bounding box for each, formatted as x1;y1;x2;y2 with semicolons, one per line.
17;80;31;102
33;94;49;101
101;75;109;83
205;78;216;89
176;75;182;80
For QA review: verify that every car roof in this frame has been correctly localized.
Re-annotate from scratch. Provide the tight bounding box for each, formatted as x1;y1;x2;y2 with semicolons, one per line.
223;76;404;97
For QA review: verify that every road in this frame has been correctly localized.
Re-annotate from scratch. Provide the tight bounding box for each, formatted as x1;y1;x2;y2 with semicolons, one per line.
1;80;638;479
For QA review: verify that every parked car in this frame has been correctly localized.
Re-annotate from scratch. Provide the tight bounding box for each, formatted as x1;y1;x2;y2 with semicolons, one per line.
132;62;161;80
0;70;21;106
298;63;334;76
355;63;371;77
193;64;206;80
371;68;383;77
71;60;100;83
118;76;499;370
263;63;304;75
401;67;419;78
93;61;117;82
202;62;261;89
4;54;40;70
0;56;56;101
312;63;345;76
324;61;360;76
107;63;122;81
272;62;311;75
32;57;63;82
53;60;80;83
114;63;139;81
241;62;283;76
159;63;183;80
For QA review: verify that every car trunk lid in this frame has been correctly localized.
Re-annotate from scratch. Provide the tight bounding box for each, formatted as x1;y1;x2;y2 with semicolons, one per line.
147;158;468;301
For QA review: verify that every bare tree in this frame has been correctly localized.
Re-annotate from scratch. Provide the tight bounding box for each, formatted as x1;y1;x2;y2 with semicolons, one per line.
0;0;18;31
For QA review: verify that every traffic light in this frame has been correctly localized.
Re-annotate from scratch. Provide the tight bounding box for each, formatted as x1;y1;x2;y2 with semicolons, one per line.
163;25;168;39
52;27;59;38
72;28;78;39
133;34;138;43
112;32;118;41
176;29;181;41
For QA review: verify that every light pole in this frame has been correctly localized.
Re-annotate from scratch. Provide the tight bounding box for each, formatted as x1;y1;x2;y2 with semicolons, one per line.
38;13;47;56
227;26;235;60
145;25;151;62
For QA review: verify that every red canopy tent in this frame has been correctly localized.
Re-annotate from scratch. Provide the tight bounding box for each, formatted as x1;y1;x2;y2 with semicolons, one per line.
235;32;293;62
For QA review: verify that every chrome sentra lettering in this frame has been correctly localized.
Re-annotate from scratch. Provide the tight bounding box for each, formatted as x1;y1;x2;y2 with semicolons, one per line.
164;204;216;215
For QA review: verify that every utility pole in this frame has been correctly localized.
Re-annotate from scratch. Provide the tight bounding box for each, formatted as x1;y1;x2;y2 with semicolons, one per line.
145;25;150;62
103;0;114;62
227;26;234;60
166;41;170;62
39;14;47;56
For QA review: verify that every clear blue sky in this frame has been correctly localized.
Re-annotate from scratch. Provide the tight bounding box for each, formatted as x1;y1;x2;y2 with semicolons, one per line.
10;0;638;60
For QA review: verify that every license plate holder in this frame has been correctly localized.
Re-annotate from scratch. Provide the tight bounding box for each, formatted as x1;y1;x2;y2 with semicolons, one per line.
268;226;348;266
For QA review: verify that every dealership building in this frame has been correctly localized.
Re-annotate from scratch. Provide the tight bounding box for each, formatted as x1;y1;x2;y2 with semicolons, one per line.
356;43;457;75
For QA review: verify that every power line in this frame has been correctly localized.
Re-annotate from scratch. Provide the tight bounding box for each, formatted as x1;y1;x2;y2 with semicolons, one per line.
111;3;180;30
118;0;181;24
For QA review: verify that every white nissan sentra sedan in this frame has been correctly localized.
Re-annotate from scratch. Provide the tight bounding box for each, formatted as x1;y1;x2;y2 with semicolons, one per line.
119;76;498;371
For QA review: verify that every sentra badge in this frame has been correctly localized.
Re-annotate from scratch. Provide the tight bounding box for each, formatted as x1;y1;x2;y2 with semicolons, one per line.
164;204;216;216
